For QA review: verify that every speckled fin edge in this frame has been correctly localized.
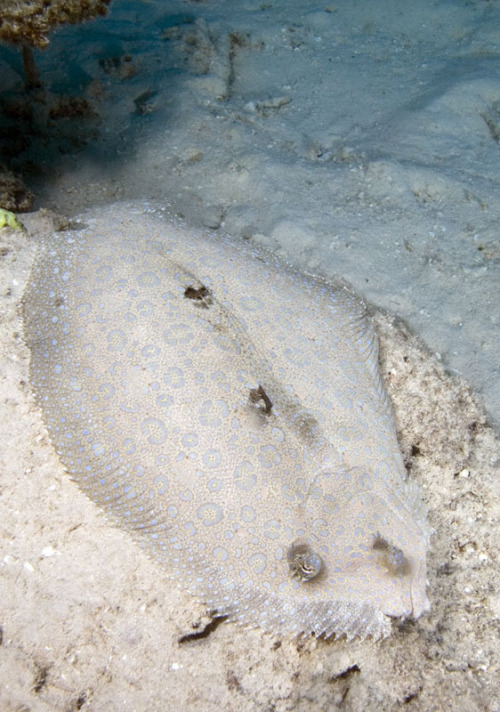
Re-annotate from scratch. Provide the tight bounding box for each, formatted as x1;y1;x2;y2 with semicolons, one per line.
220;593;392;641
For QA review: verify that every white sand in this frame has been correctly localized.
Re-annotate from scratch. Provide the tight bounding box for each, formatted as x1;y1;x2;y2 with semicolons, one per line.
1;0;500;709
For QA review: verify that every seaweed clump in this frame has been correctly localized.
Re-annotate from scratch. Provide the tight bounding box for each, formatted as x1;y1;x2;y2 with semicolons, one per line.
0;1;112;199
0;0;112;49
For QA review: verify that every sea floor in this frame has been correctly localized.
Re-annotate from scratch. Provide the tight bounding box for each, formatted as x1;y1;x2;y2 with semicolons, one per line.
1;0;500;709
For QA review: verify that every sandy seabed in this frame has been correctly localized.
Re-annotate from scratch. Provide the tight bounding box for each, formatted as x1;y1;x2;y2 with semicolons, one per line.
1;0;500;709
0;211;499;711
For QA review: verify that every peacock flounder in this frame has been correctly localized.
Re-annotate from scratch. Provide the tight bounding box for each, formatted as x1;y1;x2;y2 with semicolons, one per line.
22;203;430;640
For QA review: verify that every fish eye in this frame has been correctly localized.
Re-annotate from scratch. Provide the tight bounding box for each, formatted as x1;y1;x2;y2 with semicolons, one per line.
287;539;324;582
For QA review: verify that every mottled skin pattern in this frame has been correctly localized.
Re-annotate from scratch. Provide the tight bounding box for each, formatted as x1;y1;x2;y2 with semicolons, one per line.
22;203;430;640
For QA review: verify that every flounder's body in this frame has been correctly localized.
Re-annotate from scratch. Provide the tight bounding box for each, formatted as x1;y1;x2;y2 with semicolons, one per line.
22;203;429;639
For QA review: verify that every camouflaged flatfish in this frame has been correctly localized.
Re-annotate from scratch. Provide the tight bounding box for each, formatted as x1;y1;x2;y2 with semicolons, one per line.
22;203;430;640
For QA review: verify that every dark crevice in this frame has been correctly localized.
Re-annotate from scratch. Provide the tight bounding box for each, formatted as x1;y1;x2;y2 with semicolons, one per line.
404;687;422;703
73;692;88;710
178;614;228;643
331;664;360;681
33;662;50;693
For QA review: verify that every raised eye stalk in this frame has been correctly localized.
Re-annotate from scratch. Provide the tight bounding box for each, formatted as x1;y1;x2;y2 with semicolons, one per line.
287;539;323;582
